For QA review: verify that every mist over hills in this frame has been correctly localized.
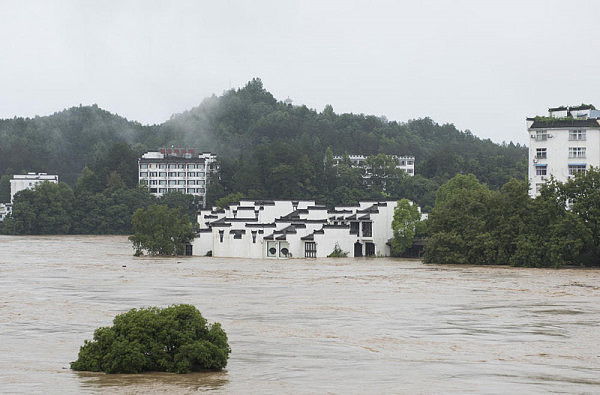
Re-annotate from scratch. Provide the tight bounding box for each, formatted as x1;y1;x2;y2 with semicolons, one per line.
0;78;526;207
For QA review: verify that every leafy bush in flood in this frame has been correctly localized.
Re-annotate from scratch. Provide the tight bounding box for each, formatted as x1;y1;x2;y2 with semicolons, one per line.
71;304;230;374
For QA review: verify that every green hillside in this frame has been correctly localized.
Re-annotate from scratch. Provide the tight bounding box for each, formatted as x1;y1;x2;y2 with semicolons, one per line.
0;78;527;208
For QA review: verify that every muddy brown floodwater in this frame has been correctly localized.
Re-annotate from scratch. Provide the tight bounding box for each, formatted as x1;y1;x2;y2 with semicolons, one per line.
1;235;599;394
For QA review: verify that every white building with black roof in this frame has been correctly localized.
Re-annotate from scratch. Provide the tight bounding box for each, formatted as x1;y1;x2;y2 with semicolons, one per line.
193;199;413;258
527;105;600;197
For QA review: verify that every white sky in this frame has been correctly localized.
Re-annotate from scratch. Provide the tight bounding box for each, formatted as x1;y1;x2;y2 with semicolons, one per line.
1;0;599;145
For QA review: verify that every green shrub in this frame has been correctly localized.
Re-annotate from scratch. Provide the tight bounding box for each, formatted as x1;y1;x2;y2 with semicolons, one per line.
71;304;230;374
327;243;348;257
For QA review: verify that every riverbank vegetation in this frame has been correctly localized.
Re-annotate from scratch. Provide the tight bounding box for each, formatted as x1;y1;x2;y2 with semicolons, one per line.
71;304;230;374
424;170;600;267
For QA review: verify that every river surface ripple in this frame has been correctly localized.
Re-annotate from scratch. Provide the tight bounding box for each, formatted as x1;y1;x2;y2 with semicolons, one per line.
1;235;599;394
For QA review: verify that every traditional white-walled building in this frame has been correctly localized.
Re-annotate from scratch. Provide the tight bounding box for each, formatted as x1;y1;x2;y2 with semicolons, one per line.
332;154;415;176
10;173;59;203
527;105;600;197
138;149;217;206
193;199;415;258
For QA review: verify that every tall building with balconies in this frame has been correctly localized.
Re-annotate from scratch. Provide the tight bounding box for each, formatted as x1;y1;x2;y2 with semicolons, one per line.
138;148;217;206
527;105;600;197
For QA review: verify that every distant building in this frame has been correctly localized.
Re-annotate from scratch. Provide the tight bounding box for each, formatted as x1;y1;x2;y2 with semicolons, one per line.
0;203;10;221
138;148;217;206
193;199;421;258
10;173;59;203
527;105;600;197
332;154;415;176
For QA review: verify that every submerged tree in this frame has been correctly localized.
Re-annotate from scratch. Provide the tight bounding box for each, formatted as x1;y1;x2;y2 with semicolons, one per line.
71;304;230;374
129;204;195;256
391;198;422;256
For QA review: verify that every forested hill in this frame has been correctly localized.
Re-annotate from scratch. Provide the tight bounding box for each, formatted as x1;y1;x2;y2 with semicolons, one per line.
0;78;527;208
0;105;153;184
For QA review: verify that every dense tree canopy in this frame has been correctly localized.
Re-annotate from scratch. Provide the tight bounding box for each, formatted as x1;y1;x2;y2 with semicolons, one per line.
71;304;230;374
129;204;195;256
424;172;599;267
391;199;422;256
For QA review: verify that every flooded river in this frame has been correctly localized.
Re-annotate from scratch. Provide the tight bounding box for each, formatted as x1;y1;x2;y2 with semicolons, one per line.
1;235;599;394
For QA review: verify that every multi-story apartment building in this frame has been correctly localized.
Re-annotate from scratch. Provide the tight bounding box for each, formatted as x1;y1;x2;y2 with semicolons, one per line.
138;148;217;206
10;173;59;203
1;172;59;220
527;105;600;197
332;154;415;176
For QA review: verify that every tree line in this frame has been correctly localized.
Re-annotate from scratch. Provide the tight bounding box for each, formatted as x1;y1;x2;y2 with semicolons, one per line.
424;170;600;267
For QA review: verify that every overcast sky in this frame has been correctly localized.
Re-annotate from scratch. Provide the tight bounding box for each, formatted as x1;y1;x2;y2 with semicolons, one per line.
1;0;599;145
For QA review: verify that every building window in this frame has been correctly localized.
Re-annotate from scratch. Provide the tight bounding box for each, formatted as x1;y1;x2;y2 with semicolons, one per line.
252;231;257;243
140;164;148;169
187;188;195;193
178;172;185;177
279;242;290;258
535;165;547;176
159;164;166;169
362;222;372;237
158;188;167;193
159;180;166;185
535;130;548;141
150;172;158;177
159;172;166;177
267;241;277;257
168;164;176;169
188;164;195;169
140;172;148;177
150;180;157;185
535;148;547;159
168;172;176;177
569;147;586;158
568;165;586;176
168;180;176;185
350;222;359;235
305;242;316;258
219;230;224;242
569;130;586;141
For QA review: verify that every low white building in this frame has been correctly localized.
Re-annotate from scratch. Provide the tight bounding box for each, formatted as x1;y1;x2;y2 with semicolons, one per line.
332;154;415;176
10;173;59;203
193;199;415;258
527;105;600;197
138;148;217;206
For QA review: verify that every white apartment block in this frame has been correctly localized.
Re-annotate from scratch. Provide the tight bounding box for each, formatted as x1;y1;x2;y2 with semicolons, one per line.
138;148;217;206
10;173;59;203
193;199;417;258
332;154;415;176
527;105;600;197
